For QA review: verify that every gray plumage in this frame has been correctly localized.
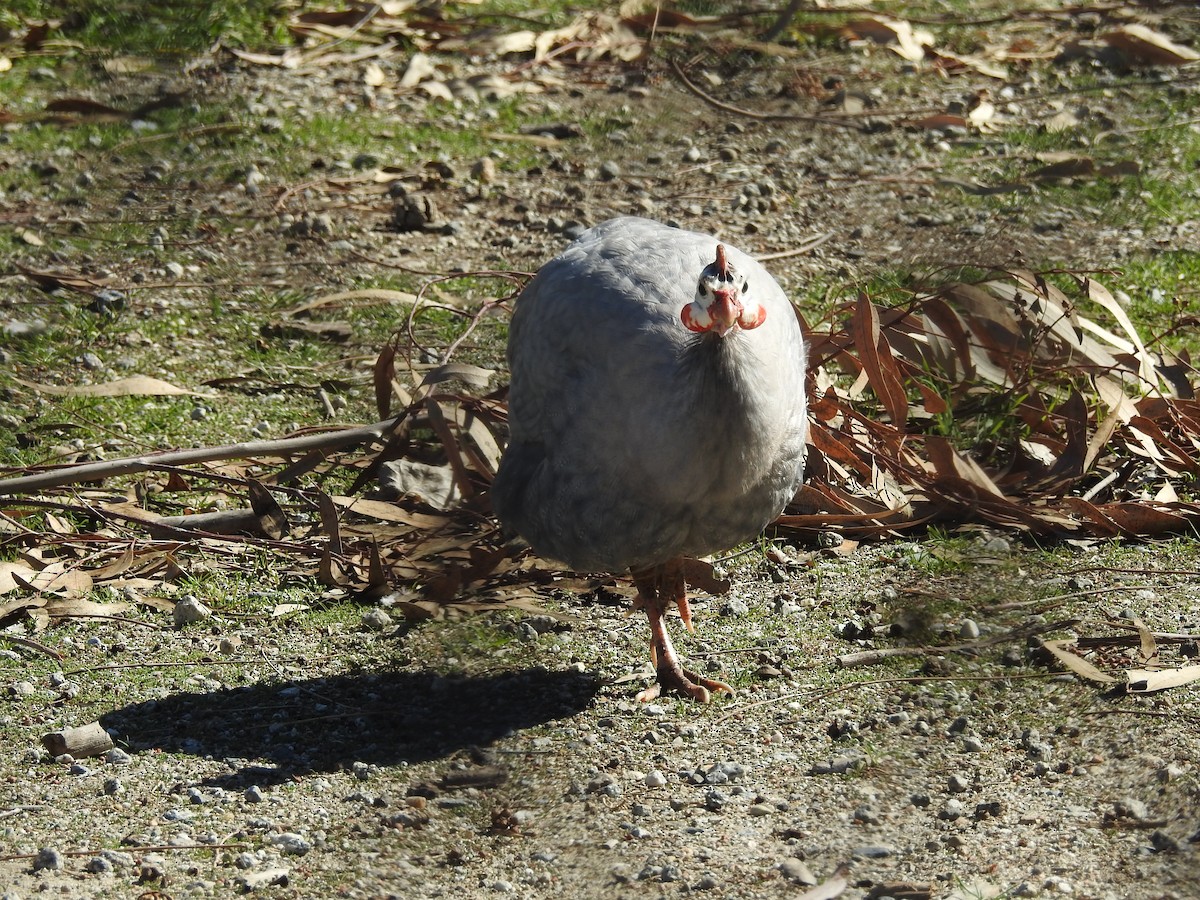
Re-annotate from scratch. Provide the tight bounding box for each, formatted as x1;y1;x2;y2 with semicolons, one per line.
492;216;808;573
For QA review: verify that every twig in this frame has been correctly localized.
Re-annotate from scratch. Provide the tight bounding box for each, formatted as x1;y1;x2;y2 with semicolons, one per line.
0;633;63;660
1083;707;1200;723
755;231;837;262
836;618;1074;668
667;58;868;131
715;671;1056;725
0;842;250;861
0;418;402;495
0;805;44;820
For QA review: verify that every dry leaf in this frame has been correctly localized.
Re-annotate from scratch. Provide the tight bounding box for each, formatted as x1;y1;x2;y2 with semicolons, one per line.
399;52;437;87
0;561;39;595
363;62;386;87
845;16;932;62
14;375;199;397
1040;639;1117;684
1126;665;1200;693
1102;24;1199;67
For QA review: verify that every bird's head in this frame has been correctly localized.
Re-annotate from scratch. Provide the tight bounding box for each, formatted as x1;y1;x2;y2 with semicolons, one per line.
681;244;767;337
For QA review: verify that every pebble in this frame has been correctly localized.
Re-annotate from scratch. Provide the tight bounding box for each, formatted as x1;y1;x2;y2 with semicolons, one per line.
165;260;185;278
778;858;816;884
962;736;985;753
33;847;64;871
941;799;965;820
85;855;113;874
245;785;265;803
959;618;981;639
852;844;895;859
748;803;773;817
644;769;667;788
598;161;621;180
174;596;212;626
720;597;749;617
269;832;312;855
236;867;290;890
491;880;515;893
948;773;971;793
361;608;392;631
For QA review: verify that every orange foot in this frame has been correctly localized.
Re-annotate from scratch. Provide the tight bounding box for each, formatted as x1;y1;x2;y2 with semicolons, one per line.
631;558;735;704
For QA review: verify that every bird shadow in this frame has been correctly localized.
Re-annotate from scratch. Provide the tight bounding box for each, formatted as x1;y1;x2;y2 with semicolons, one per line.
100;667;600;790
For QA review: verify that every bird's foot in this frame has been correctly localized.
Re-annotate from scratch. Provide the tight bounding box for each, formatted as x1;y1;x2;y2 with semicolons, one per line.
636;663;734;704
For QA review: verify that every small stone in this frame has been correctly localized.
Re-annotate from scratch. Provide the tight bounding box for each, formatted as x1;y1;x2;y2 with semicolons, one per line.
851;844;895;859
269;832;311;856
173;596;212;626
85;855;113;874
104;777;123;795
165;260;185;278
778;858;816;885
644;769;667;788
748;803;773;817
940;799;965;820
33;847;64;871
236;867;290;890
598;161;621;180
361;608;392;631
1150;829;1181;853
962;736;985;753
959;619;981;639
1114;797;1150;821
470;158;497;183
245;785;264;803
948;773;971;793
720;597;749;617
491;880;515;893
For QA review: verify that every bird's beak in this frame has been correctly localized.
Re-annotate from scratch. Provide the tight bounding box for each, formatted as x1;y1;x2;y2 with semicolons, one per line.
709;288;740;337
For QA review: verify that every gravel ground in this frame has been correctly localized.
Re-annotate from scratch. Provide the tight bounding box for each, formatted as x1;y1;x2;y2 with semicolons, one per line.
4;15;1200;899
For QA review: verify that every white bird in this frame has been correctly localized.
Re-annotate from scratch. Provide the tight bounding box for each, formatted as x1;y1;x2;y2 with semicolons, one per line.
492;217;809;701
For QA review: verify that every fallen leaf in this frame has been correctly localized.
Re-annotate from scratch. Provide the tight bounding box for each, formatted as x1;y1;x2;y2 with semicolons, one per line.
14;375;200;397
1040;639;1117;684
363;62;386;87
1126;665;1200;693
845;16;932;62
1102;24;1199;67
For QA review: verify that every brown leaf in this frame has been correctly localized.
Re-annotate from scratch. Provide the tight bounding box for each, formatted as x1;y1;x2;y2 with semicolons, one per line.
1126;665;1200;693
42;597;131;619
248;481;289;540
849;293;909;429
14;376;200;397
1040;638;1117;684
45;97;129;119
1102;25;1200;67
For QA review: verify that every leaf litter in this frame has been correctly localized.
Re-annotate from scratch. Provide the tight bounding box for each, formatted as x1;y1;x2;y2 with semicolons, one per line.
5;262;1200;693
0;5;1198;687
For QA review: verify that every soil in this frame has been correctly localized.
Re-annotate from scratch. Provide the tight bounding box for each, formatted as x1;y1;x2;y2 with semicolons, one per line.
2;16;1200;900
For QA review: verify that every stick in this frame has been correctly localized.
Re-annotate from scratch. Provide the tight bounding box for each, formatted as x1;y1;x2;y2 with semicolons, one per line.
0;419;400;495
668;58;868;131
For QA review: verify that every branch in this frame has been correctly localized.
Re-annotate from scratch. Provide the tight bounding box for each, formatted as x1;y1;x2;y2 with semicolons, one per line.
0;419;400;496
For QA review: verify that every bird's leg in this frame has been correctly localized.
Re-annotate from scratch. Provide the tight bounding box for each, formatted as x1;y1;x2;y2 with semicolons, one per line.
631;560;734;703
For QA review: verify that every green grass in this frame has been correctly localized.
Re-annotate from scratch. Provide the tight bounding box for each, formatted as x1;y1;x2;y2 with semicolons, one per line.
9;0;291;54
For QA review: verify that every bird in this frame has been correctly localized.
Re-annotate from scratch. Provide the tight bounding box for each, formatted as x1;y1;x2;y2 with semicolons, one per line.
491;217;809;702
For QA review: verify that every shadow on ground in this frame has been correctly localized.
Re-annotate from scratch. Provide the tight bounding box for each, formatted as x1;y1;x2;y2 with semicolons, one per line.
101;667;599;788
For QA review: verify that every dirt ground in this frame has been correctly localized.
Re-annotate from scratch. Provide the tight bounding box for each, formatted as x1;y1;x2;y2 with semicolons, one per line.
3;10;1200;899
